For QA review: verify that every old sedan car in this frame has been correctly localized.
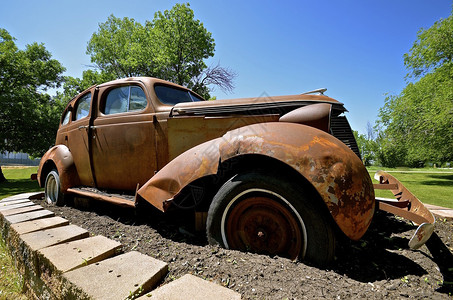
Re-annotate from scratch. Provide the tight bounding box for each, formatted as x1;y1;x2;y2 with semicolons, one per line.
37;77;377;265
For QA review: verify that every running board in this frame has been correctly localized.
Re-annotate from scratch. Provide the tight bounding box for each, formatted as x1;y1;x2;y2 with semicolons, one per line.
66;187;137;208
373;170;435;250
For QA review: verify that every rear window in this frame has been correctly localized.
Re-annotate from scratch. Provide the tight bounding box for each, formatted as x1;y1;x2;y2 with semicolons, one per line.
155;85;203;105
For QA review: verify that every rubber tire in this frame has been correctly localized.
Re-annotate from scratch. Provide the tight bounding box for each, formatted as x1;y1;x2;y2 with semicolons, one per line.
44;169;65;206
206;171;335;266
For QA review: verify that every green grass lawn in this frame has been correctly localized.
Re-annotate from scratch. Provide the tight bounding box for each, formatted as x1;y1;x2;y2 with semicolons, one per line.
0;167;42;200
367;167;453;209
0;239;27;299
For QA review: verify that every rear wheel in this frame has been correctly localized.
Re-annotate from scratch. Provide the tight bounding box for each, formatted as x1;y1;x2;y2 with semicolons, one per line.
206;172;335;266
44;169;65;206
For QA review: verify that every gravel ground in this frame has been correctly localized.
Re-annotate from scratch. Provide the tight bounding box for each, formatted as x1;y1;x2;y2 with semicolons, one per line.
38;197;453;299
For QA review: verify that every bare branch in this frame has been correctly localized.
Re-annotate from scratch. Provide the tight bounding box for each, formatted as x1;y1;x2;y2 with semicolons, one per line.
198;62;237;94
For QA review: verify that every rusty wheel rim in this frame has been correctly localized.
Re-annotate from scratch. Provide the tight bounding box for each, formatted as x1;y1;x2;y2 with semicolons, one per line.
221;188;306;260
45;173;58;204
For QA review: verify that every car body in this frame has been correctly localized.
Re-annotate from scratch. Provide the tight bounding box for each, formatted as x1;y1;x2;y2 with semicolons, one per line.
37;77;375;265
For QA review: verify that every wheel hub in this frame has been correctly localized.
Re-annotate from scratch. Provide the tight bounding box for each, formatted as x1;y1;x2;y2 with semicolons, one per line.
225;195;303;260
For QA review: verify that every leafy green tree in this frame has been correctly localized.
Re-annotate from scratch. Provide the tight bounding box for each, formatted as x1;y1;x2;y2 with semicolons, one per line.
404;14;453;79
353;128;378;166
87;3;235;98
373;125;410;168
149;3;215;87
87;16;151;78
55;70;116;105
0;29;65;182
377;13;453;167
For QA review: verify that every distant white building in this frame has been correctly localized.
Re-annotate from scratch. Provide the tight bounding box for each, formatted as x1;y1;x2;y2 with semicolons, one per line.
0;151;40;166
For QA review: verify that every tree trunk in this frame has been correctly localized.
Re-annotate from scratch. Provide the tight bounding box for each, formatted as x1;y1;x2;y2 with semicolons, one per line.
0;165;6;183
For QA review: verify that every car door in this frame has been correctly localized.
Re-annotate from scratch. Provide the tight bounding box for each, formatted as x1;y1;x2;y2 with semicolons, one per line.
91;84;157;191
64;90;96;186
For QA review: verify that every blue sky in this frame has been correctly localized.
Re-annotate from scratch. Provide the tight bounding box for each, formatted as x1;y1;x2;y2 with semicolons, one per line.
1;0;451;134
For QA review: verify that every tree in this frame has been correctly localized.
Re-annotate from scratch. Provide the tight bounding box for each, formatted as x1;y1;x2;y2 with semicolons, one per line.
86;16;151;78
404;14;453;79
353;126;378;166
377;13;453;167
149;3;215;87
0;29;65;182
87;3;235;98
54;70;116;105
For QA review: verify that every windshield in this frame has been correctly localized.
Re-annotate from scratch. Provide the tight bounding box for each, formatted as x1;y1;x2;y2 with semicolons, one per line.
155;85;204;105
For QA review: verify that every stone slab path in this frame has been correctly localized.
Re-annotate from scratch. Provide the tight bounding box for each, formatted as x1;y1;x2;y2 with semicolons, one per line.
0;193;242;299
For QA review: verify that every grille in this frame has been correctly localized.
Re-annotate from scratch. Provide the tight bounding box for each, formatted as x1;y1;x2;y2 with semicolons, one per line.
330;115;361;159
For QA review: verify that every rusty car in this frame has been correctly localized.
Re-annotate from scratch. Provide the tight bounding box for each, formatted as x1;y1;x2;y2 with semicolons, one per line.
36;77;435;266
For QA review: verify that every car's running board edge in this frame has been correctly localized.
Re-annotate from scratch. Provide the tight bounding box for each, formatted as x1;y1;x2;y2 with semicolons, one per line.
67;188;136;208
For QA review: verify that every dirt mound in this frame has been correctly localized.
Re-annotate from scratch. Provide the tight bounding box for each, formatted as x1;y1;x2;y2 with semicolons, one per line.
40;198;453;299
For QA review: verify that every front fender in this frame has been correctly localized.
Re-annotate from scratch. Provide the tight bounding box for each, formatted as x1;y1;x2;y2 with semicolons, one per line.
38;145;80;191
137;122;374;240
137;138;223;211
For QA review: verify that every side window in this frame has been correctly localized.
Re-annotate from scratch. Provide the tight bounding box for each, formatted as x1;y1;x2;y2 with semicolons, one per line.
105;87;128;115
129;86;147;111
61;110;71;125
74;93;91;121
155;85;199;105
104;86;147;115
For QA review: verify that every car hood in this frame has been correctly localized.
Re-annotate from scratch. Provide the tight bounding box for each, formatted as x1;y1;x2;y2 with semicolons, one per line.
171;94;345;117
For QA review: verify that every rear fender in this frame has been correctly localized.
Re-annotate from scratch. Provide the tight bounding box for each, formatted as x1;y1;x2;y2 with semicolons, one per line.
137;122;375;240
38;145;80;191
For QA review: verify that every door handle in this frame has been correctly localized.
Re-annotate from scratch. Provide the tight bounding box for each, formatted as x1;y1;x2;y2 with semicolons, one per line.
78;125;89;130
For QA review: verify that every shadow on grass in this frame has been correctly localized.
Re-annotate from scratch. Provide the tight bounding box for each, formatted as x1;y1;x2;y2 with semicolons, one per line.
0;178;42;199
421;174;453;186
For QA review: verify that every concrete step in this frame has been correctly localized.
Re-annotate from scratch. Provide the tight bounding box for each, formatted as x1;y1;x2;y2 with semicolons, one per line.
1;205;43;216
64;251;168;300
11;216;69;235
0;198;33;205
38;235;122;272
1;207;55;238
0;200;36;211
432;210;453;220
139;274;241;300
424;204;453;220
4;209;55;225
20;224;89;251
0;192;45;202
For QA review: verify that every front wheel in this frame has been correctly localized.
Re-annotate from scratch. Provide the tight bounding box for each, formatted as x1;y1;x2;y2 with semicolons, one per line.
206;172;335;266
44;169;65;206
